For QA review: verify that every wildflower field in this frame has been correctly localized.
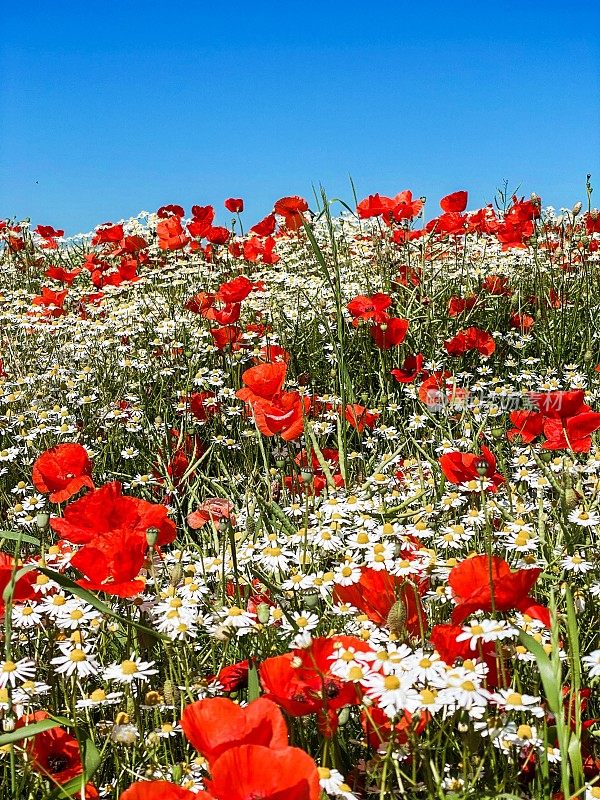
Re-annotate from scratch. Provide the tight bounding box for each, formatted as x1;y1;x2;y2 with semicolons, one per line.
1;183;600;800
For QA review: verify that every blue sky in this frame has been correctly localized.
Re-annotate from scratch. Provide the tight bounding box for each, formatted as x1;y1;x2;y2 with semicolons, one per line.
1;1;598;234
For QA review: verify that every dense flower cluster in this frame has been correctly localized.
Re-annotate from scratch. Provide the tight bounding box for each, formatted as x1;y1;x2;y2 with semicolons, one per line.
0;188;599;799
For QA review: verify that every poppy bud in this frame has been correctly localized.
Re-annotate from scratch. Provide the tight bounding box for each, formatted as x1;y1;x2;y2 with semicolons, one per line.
572;201;582;217
146;527;159;546
300;467;314;483
573;590;585;614
2;716;16;732
491;427;504;439
256;603;271;624
475;458;489;477
540;451;553;463
563;488;577;509
386;599;407;637
584;350;593;364
337;707;350;726
35;511;50;530
169;564;183;586
303;589;319;608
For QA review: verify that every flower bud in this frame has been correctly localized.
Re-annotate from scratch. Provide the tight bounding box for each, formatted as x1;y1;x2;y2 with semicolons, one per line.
256;603;271;624
386;599;407;637
146;527;159;547
572;201;582;217
35;511;50;530
337;707;350;726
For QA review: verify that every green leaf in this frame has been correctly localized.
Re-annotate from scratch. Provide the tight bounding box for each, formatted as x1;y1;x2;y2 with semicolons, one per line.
0;529;41;546
518;630;562;715
36;566;170;642
0;717;61;746
247;662;261;702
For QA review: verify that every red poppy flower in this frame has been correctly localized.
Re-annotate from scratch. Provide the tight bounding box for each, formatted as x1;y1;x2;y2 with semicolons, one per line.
346;293;392;325
216;275;263;303
237;362;287;402
157;216;190;251
32;443;94;503
448;555;545;624
187;391;219;421
260;636;369;718
448;295;477;316
69;531;147;597
187;498;235;530
370;317;409;349
333;568;427;636
31;287;68;312
250;213;277;237
210;325;242;350
252;392;309;441
119;782;201;800
483;274;512;296
45;266;81;285
0;552;39;614
509;312;534;331
205;744;320;800
356;193;396;219
206;226;230;245
203;301;242;325
180;697;288;765
242;235;280;264
91;223;124;245
225;198;244;213
273;196;309;230
35;224;64;239
389;190;424;221
213;660;250;692
391;353;424;384
430;623;506;687
344;404;379;432
440;191;468;213
542;411;600;452
444;327;495;357
16;711;84;787
157;204;185;218
438;445;504;491
361;705;428;750
50;481;176;547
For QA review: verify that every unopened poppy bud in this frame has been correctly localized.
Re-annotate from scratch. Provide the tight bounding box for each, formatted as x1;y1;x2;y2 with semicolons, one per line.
540;451;552;463
146;527;159;546
303;590;319;609
475;458;489;477
300;467;314;483
337;707;350;726
386;599;407;637
572;201;582;217
256;603;271;624
584;350;593;364
573;590;585;614
563;488;577;509
35;511;50;530
171;764;183;783
491;427;504;439
2;716;16;732
169;564;183;586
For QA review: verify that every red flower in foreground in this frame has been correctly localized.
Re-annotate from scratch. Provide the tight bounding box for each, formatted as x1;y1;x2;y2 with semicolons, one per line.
430;623;507;688
205;744;320;800
120;782;198;800
508;390;600;452
439;445;504;491
333;567;427;636
50;481;175;547
260;636;369;719
448;555;547;625
16;711;97;795
32;443;94;503
273;196;309;230
180;697;288;765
